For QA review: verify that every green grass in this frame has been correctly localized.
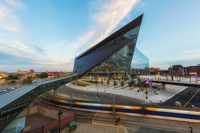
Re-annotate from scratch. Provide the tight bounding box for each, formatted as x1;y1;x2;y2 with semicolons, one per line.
72;80;89;86
84;80;99;84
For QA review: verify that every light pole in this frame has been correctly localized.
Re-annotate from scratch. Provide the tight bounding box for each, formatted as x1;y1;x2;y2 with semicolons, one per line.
195;74;198;85
58;110;62;133
104;83;105;93
112;96;115;116
97;84;98;95
70;94;72;112
189;126;193;133
96;83;100;102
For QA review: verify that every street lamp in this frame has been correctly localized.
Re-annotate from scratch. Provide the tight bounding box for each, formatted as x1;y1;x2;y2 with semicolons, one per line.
96;84;100;102
112;96;115;116
58;110;62;133
189;126;193;133
70;94;72;112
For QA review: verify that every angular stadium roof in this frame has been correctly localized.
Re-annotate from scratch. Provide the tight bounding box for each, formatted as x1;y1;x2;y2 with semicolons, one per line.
73;14;143;76
76;14;143;60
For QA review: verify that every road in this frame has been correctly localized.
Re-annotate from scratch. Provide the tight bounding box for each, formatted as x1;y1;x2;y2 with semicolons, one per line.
162;87;199;106
186;88;200;108
162;87;200;108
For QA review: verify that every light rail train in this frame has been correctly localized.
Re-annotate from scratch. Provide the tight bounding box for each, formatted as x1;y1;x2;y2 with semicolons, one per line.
40;96;200;123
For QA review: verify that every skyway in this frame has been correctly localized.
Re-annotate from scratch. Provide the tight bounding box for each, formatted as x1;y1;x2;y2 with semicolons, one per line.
0;75;78;131
0;76;76;109
152;80;200;88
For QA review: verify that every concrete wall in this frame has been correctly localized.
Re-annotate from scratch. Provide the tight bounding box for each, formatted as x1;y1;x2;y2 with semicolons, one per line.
18;105;38;118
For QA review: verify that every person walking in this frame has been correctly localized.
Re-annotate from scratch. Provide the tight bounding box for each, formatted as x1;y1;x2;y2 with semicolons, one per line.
115;118;118;125
117;117;120;125
189;126;193;133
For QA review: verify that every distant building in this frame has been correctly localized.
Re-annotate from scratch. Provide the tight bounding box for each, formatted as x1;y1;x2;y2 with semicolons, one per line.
48;72;60;78
17;69;29;75
0;72;8;85
160;70;169;75
164;64;200;77
168;65;184;76
184;65;200;76
0;79;6;85
149;67;160;75
0;72;8;79
29;69;35;73
16;69;37;80
26;69;37;78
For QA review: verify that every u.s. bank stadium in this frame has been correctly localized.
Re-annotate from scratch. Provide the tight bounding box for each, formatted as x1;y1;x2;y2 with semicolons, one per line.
1;14;200;133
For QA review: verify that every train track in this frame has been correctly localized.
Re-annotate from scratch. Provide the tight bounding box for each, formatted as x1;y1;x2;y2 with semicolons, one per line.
37;96;200;133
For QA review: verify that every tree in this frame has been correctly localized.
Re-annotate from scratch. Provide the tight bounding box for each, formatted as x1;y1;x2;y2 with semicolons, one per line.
113;80;117;86
128;82;132;87
135;78;142;88
39;72;48;78
101;80;103;85
23;77;33;84
120;80;124;87
8;74;19;80
10;80;16;84
107;79;110;86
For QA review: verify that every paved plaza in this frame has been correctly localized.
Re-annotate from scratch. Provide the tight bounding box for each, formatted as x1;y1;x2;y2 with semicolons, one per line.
65;81;186;104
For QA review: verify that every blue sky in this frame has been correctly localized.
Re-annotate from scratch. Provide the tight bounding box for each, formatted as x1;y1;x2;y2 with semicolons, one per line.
0;0;200;72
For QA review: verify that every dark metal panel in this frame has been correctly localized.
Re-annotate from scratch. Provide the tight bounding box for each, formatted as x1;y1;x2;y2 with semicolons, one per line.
76;14;143;60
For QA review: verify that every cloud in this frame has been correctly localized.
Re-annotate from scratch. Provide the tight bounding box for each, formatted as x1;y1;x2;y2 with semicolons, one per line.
0;40;46;61
0;0;139;72
0;51;35;65
5;0;24;8
0;39;74;72
73;0;139;53
151;58;200;69
0;0;24;33
10;40;46;59
0;49;73;72
0;63;73;72
43;0;139;71
0;0;70;71
151;49;200;69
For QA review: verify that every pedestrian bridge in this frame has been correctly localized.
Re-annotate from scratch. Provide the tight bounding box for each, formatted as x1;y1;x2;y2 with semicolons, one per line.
0;75;78;131
152;80;200;88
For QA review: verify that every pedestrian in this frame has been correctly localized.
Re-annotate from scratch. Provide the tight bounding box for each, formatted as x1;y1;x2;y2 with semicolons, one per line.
189;126;193;133
117;117;120;125
115;118;118;125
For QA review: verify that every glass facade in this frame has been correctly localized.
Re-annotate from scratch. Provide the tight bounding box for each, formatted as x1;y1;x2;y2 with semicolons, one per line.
87;34;149;77
131;48;149;75
73;15;146;76
89;26;140;76
88;47;149;77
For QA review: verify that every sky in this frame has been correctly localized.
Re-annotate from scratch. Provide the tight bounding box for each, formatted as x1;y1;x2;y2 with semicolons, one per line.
0;0;200;72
